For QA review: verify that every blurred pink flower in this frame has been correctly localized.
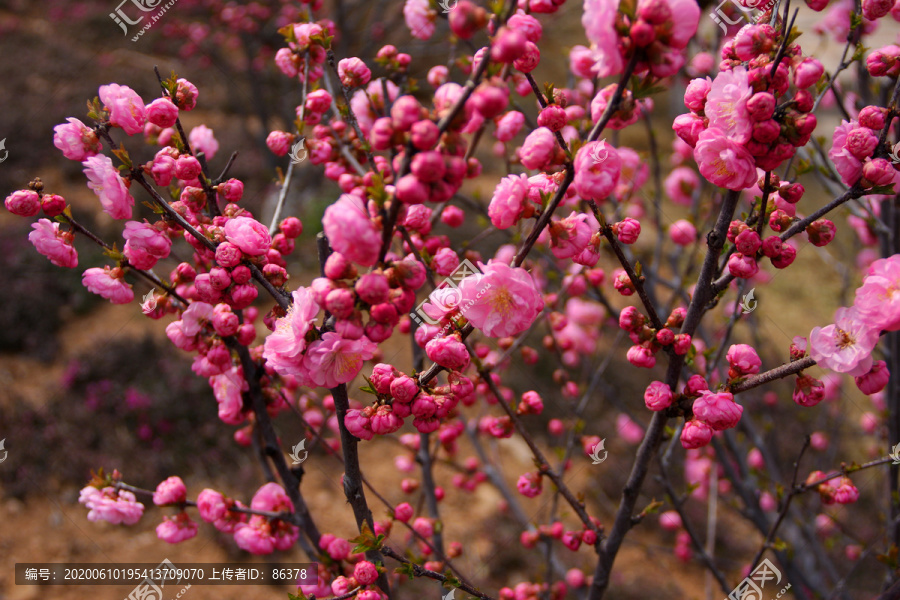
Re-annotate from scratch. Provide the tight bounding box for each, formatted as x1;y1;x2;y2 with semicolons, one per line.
156;513;198;544
28;219;77;268
83;154;134;220
404;0;436;40
153;476;187;506
263;287;320;377
488;173;531;229
79;486;143;525
322;194;381;266
854;255;900;331
189;125;219;160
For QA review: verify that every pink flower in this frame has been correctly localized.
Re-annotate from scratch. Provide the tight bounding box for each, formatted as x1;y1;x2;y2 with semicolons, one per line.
156;513;198;544
252;482;294;513
705;67;753;144
404;0;436;39
322;194;382;267
855;360;890;394
519;127;556;170
79;486;144;525
145;98;179;128
496;111;526;142
354;561;379;586
549;213;592;259
189;125;219;161
174;78;199;110
458;261;544;338
833;477;859;504
338;57;372;88
4;189;41;217
197;489;228;522
224;216;271;256
433;247;461;277
574;140;621;201
370;405;403;435
613;218;641;244
725;344;761;377
266;131;294;156
99;83;146;135
692;391;743;430
345;408;374;440
516;472;543;498
853;255;900;331
234;516;276;554
53;118;101;161
680;419;713;449
693;128;758;190
426;335;470;370
617;413;644;443
828;121;864;186
809;307;880;377
793;374;825;407
303;332;378;389
644;381;674;411
123;221;171;269
581;0;624;78
626;345;656;368
82;267;134;304
669;219;697;246
28;219;77;268
210;366;248;424
263;287;320;377
153;476;187;506
83;154;134;220
664;167;699;206
488;174;531;229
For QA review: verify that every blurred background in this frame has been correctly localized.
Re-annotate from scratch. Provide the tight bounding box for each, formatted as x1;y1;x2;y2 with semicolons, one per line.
0;0;896;598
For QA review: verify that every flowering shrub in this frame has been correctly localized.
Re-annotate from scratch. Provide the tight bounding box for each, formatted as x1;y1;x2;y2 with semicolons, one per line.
5;0;900;597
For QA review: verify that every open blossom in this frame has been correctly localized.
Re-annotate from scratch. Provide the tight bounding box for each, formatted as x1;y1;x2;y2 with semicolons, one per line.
99;83;146;135
692;391;743;430
705;67;753;144
828;120;864;186
581;0;624;78
153;476;187;506
519;127;556;170
458;261;544;338
322;194;381;266
123;221;171;269
693;128;758;191
157;513;198;544
404;0;436;39
53;117;101;161
224;216;271;256
263;287;320;377
28;219;77;268
83;154;134;220
809;307;880;377
488;173;531;229
726;344;761;377
210;366;248;424
82;267;134;304
79;486;144;525
303;332;378;389
189;125;219;160
854;255;900;331
573;140;621;200
197;489;228;522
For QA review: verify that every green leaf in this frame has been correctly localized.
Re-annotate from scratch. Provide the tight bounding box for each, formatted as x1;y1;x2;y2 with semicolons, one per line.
288;592;307;600
394;562;417;579
868;184;896;195
634;261;643;277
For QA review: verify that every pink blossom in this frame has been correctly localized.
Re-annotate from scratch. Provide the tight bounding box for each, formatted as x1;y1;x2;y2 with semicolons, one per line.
224;216;271;256
617;413;644;443
404;0;436;39
390;375;420;403
145;98;179;128
426;335;470;370
581;0;624;78
725;344;761;376
644;381;674;411
458;261;544;338
519;127;556;170
322;194;382;266
174;78;199;111
82;267;134;304
153;476;187;506
251;482;294;513
338;57;372;88
83;154;134;220
28;219;77;268
433;247;461;277
793;374;825;407
828;121;864;185
303;332;377;389
488;174;531;229
79;486;144;525
345;408;374;440
693;128;758;191
705;67;753;144
189;125;219;160
157;513;198;543
394;502;414;522
573;140;622;200
626;345;656;368
516;471;543;498
613;218;641;244
123;221;171;269
197;489;228;522
210;366;248;424
496;111;526;142
833;477;859;504
680;419;713;449
354;561;379;586
692;391;743;430
99;83;146;135
669;219;697;246
370;405;403;435
809;307;880;377
4;190;41;217
263;287;320;377
550;213;592;259
853;255;900;331
266;131;294;156
53;118;101;161
855;360;890;394
234;516;276;554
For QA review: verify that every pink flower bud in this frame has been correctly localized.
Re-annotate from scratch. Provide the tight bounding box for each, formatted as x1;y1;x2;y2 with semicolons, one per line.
353;561;379;586
411;151;446;183
727;253;759;279
394;502;414;522
146;98;179;128
153;476;187;506
390;375;419;403
681;419;713;449
174;155;202;181
863;158;897;186
746;92;776;121
626;345;656;368
345;408;373;441
683;374;708;397
683;78;711;112
5;190;41;217
516;472;542;498
212;308;239;337
862;0;894;20
266;131;295;156
613;218;641;244
673;334;692;355
855;360;889;394
806;219;836;247
692;391;742;430
726;344;762;376
735;229;761;256
491;26;527;63
771;244;796;268
338;57;372;88
218;178;244;203
208;267;231;290
793;58;824;89
537;105;567;132
618;306;645;332
395;174;430;205
513;41;540;73
669;219;697;246
644;381;674;411
519;126;556;170
174;78;198;111
224;216;272;256
410;119;440;150
215;242;243;268
859;106;887;130
471;82;510;119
